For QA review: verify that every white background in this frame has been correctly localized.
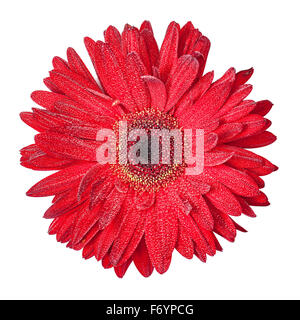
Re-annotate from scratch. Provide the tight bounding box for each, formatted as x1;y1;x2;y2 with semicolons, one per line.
0;0;299;300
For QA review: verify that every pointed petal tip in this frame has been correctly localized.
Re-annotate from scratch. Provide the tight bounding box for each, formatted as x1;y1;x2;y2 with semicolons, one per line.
26;188;34;197
244;67;254;75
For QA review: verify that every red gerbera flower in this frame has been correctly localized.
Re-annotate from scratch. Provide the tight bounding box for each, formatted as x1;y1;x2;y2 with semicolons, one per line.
20;21;277;277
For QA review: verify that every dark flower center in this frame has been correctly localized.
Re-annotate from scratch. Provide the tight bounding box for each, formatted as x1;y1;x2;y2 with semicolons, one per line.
112;109;185;192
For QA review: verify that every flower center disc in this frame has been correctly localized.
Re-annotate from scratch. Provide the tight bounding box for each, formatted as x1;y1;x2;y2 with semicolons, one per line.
112;109;185;192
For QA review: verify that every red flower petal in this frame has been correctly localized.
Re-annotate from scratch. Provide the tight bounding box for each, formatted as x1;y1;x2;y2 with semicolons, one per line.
35;132;99;161
165;55;199;112
125;52;150;110
231;67;254;92
31;91;69;111
145;192;178;274
142;76;167;110
205;184;242;216
27;163;93;197
229;131;277;148
133;237;154;277
67;47;100;88
205;165;260;197
94;41;136;112
158;22;180;82
176;223;194;259
179;68;235;128
252;100;273;116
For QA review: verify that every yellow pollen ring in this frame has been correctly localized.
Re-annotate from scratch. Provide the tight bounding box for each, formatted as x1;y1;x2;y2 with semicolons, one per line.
110;109;185;192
